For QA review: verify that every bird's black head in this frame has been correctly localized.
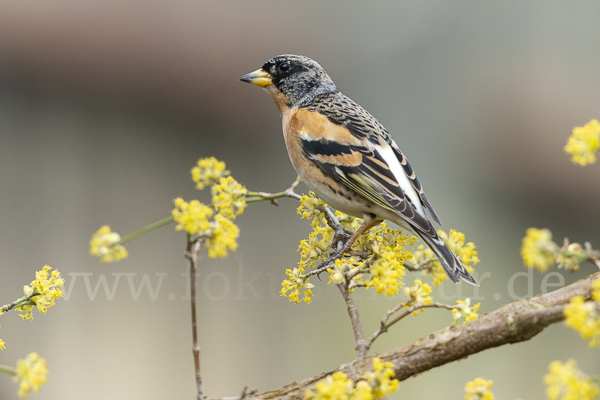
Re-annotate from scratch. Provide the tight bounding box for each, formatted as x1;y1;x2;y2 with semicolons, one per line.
240;55;338;107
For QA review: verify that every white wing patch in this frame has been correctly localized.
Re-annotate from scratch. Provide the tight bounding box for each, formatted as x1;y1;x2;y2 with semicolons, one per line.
299;129;312;141
375;145;426;219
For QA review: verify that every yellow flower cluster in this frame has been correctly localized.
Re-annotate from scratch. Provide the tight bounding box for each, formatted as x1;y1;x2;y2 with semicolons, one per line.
191;156;230;190
18;266;64;321
336;210;362;232
298;219;333;269
14;352;48;398
212;176;247;219
322;225;414;297
544;359;599;400
90;158;243;263
304;358;399;400
521;228;559;272
281;267;314;304
296;194;364;274
172;198;239;259
172;198;213;235
440;229;480;266
411;245;446;285
411;230;479;286
563;295;600;348
205;214;239;259
89;225;128;263
403;279;432;315
327;258;363;287
0;328;4;350
365;225;415;296
464;377;493;400
564;119;600;166
305;371;369;400
328;258;349;285
297;191;326;223
366;255;404;296
452;298;480;325
363;357;400;398
554;242;585;272
290;191;419;303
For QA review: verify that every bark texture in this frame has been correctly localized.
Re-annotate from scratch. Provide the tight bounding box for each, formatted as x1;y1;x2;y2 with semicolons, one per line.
259;272;599;400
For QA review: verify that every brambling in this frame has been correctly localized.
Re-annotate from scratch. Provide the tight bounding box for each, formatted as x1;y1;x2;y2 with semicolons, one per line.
240;55;478;286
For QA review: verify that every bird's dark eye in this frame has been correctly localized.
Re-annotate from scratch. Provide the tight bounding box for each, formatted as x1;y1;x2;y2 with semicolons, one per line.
279;62;290;72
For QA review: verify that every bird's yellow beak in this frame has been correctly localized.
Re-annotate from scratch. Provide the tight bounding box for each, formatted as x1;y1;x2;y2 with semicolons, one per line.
239;69;272;87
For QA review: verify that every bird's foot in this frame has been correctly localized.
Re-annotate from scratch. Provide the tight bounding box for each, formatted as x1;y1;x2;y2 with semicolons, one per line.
332;230;352;252
329;232;358;260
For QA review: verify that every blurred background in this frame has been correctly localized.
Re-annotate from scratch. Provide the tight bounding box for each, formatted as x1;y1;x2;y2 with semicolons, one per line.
1;1;599;399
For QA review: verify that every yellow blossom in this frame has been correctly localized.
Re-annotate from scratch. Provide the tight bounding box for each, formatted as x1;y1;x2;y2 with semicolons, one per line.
564;119;600;166
212;176;247;219
365;233;413;296
327;258;363;286
0;329;4;350
464;378;493;400
304;371;354;400
18;266;64;321
171;198;213;235
430;263;448;286
298;219;333;269
362;358;400;398
403;279;432;315
205;214;239;259
592;277;600;302
304;358;399;400
412;244;448;285
281;267;314;304
89;225;128;263
335;210;362;232
521;228;559;272
555;243;584;272
297;191;326;224
411;230;478;286
439;229;480;266
452;298;480;325
352;381;374;400
563;295;600;348
13;352;48;398
367;251;404;297
353;222;388;253
191;157;229;190
544;359;599;400
328;258;349;285
361;224;415;254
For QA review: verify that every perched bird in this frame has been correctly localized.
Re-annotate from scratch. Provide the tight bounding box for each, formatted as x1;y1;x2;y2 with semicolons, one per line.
240;55;477;286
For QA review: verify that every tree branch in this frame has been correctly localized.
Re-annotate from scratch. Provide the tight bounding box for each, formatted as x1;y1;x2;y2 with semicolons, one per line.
337;283;368;359
246;177;303;205
185;238;206;400
366;302;455;351
258;271;600;400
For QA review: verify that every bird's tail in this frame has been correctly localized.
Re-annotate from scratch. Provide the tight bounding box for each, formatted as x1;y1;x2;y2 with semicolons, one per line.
417;231;479;286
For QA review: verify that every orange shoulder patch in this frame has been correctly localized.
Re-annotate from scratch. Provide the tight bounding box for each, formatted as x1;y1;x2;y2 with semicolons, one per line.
294;109;362;146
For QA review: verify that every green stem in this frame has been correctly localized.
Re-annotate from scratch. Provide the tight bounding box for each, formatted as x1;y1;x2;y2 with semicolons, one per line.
12;296;32;309
1;292;36;313
119;216;174;243
246;176;303;204
245;191;290;204
0;364;15;375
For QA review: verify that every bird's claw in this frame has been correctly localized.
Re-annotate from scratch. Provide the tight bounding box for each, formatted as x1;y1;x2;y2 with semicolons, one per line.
332;230;352;251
